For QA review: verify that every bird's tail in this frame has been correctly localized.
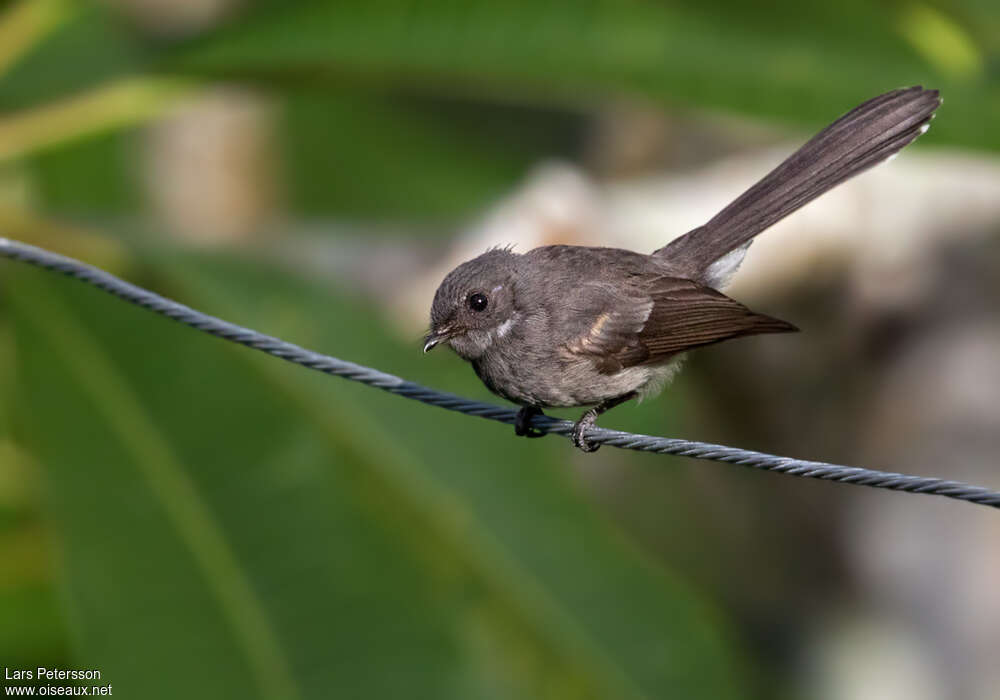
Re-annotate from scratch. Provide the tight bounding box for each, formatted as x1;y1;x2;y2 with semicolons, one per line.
654;87;941;282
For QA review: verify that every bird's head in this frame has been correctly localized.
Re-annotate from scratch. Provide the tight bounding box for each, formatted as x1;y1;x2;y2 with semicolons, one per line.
424;248;521;361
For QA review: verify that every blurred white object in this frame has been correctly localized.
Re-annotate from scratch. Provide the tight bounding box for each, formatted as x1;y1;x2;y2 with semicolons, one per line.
846;324;1000;700
799;615;946;700
143;88;280;244
104;0;241;36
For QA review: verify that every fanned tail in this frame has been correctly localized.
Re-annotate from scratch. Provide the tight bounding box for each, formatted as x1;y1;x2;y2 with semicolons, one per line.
655;86;941;281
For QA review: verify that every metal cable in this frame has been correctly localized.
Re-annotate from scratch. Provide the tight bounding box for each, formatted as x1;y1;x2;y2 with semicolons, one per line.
3;237;998;510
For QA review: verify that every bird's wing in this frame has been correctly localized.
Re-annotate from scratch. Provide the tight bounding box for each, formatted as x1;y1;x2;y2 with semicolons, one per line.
560;277;797;374
557;285;654;374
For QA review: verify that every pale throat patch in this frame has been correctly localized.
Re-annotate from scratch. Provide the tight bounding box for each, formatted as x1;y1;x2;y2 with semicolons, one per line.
496;317;517;338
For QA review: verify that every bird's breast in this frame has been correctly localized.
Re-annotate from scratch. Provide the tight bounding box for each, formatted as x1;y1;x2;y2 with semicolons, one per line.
472;338;673;408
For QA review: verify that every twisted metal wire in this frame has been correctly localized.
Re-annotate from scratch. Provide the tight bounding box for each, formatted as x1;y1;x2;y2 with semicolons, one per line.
3;237;998;511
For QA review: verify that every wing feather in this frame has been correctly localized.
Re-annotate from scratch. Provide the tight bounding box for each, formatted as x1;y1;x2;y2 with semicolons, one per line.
561;277;796;373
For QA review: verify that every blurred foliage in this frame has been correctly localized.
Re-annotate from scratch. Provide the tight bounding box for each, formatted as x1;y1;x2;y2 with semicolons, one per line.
0;3;141;111
280;91;585;217
1;0;998;218
1;0;998;697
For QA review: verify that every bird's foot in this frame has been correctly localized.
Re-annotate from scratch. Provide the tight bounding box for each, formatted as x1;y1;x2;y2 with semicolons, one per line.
514;406;546;438
571;409;600;452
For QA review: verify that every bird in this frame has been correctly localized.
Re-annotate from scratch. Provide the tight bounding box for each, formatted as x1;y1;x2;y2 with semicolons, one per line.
423;87;941;451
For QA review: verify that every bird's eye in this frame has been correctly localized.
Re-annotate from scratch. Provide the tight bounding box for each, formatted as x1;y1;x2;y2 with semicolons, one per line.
467;293;488;312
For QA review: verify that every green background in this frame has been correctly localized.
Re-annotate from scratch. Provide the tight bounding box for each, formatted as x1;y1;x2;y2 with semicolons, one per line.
1;0;997;697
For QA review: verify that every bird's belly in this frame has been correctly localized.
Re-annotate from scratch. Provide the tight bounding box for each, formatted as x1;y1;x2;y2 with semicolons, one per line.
474;353;681;408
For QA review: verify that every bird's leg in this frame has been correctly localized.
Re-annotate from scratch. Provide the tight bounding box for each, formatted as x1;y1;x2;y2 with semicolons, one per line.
514;405;546;438
571;392;637;452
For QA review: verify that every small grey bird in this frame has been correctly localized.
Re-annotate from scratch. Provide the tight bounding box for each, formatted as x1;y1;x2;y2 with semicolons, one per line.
424;87;941;451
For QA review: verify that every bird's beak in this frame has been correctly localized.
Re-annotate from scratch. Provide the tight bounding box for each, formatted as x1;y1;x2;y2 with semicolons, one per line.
423;326;453;353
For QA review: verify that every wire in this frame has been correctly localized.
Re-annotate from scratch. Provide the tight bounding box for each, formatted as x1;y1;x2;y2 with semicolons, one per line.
2;237;998;511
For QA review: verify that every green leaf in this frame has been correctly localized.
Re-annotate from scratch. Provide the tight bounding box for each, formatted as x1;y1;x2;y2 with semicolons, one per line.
0;584;71;670
25;127;143;213
166;0;1000;150
0;3;148;112
281;90;582;218
7;246;746;699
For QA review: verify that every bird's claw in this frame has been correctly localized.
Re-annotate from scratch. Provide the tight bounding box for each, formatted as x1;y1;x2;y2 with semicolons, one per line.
571;414;600;452
514;406;546;438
